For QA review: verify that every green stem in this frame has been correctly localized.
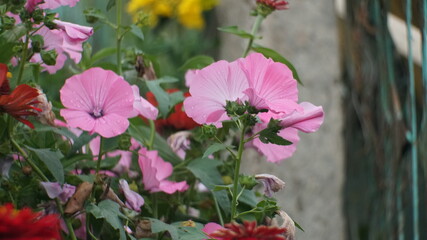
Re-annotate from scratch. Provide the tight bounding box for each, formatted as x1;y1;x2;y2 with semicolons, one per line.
95;136;104;176
152;193;158;219
147;119;156;150
16;33;30;85
242;15;264;58
11;138;48;182
230;125;247;221
213;194;224;226
11;139;77;240
116;0;123;76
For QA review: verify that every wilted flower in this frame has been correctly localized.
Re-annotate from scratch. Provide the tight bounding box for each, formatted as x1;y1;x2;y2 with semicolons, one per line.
40;182;76;203
35;87;56;126
0;203;62;240
0;84;41;129
270;210;296;240
210;221;287;240
60;67;135;138
255;173;285;197
167;131;191;159
119;179;145;212
138;147;189;194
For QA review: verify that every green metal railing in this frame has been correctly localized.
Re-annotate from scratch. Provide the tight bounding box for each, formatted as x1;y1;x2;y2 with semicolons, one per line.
342;0;426;239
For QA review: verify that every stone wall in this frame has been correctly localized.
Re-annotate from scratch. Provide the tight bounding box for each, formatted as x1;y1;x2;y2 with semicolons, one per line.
216;0;345;239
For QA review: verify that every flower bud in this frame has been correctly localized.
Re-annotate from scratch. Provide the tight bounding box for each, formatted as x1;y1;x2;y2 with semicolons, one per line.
31;35;44;53
40;49;57;66
202;124;217;138
271;210;296;240
239;174;258;190
83;8;103;24
255;173;285;197
118;133;132;150
31;9;44;23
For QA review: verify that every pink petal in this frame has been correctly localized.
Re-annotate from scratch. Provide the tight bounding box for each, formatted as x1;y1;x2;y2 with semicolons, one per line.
40;182;62;199
54;20;93;41
252;127;300;163
60;73;93;112
119;179;144;212
92;113;130;138
159;180;189;194
138;148;161;191
40;0;80;10
202;222;224;240
184;60;248;126
60;109;95;132
25;0;44;12
130;85;158;120
239;53;299;113
280;102;324;133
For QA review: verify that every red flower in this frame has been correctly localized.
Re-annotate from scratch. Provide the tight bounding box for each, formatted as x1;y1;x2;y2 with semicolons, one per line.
0;203;62;240
146;89;199;130
0;63;10;95
0;84;42;128
210;221;287;240
256;0;289;10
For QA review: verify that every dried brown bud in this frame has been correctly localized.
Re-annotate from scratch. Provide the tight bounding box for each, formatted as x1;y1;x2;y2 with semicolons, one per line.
271;210;296;240
135;219;153;238
35;87;56;126
135;55;157;80
22;165;32;176
65;182;93;215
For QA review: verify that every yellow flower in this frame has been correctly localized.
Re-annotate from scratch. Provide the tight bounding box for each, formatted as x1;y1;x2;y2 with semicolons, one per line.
127;0;219;29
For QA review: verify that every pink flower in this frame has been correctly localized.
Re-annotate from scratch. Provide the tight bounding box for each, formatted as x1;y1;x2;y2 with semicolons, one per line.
238;53;301;114
25;0;81;12
138;147;189;194
53;20;93;63
184;53;302;127
60;67;134;138
202;222;224;240
251;102;324;163
119;179;144;212
130;85;158;120
183;60;248;127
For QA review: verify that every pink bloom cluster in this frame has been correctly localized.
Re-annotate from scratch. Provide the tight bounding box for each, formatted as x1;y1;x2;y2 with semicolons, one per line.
184;53;324;162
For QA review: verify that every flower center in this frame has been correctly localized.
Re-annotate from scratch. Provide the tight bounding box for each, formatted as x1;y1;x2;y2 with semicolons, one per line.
90;107;103;119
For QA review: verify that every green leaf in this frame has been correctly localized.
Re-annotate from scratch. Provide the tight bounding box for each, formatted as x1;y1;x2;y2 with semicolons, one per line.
26;146;64;183
33;122;78;141
172;222;207;240
213;184;232;191
145;77;184;118
130;24;144;40
67;132;98;156
106;0;116;11
179;55;214;71
128;118;181;165
294;220;305;232
251;45;302;84
87;200;127;240
239;189;257;207
202;143;234;159
259;119;292;146
187;158;231;215
0;25;27;63
149;218;179;240
217;26;254;39
91;47;117;64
